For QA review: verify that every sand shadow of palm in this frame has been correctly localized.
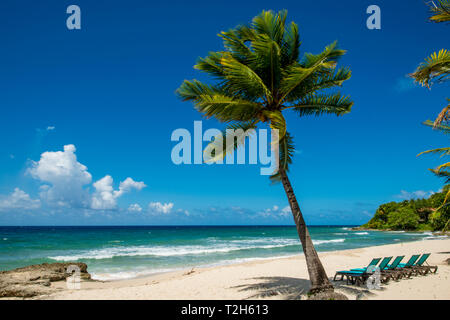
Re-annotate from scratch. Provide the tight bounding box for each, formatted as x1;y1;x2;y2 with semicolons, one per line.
230;276;388;300
331;278;387;299
230;276;310;300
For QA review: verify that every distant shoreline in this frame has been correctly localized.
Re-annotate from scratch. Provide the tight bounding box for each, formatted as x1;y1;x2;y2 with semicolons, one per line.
352;226;450;235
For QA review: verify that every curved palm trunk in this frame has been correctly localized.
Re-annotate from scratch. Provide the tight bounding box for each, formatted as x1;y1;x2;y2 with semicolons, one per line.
279;168;334;294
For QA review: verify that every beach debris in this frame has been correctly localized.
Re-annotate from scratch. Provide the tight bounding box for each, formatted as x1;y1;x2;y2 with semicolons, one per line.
184;268;195;276
0;262;91;298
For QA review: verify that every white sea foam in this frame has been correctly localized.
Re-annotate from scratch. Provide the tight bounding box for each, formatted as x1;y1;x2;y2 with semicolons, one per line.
91;254;302;281
423;235;448;240
48;237;348;261
91;268;175;281
354;232;369;235
48;242;298;261
313;239;345;245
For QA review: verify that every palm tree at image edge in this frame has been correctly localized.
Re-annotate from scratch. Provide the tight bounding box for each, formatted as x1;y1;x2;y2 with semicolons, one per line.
411;0;450;227
176;10;353;294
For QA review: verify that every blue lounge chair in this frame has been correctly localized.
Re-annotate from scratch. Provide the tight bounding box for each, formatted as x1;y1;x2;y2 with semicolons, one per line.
349;257;381;272
394;254;420;277
405;253;437;275
334;257;393;286
382;255;404;280
397;254;420;268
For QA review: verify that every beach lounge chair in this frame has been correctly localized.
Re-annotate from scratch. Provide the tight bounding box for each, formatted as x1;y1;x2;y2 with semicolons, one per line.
404;253;438;275
349;258;382;272
334;257;392;286
381;255;404;280
394;254;421;278
333;257;381;282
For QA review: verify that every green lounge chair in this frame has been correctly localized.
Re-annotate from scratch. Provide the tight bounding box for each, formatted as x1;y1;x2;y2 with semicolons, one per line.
334;257;392;286
405;253;437;275
397;254;420;268
333;257;381;283
394;254;421;278
381;255;404;280
349;257;382;272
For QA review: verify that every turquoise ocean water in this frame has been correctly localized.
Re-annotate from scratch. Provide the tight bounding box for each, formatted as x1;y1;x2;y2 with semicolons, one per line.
0;226;446;280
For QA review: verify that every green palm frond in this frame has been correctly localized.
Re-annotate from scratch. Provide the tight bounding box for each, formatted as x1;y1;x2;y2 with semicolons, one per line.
418;146;450;157
285;67;352;102
410;49;450;88
252;10;287;44
290;92;353;117
234;24;259;42
203;121;258;163
262;110;286;139
301;41;346;67
249;34;282;93
423;118;450;134
432;101;450;127
270;132;295;183
194;52;226;79
278;41;346;105
177;80;263;122
281;22;300;66
219;30;254;62
220;53;273;103
430;166;450;183
436;161;450;171
428;0;450;23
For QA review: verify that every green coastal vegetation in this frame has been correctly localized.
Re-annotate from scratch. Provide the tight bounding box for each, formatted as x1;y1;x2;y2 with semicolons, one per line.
362;186;450;231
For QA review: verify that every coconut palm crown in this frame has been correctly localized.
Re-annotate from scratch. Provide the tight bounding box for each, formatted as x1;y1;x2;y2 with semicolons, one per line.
176;10;353;294
177;10;353;179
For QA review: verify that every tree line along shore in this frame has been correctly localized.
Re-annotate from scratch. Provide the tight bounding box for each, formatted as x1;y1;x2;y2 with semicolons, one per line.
360;186;450;232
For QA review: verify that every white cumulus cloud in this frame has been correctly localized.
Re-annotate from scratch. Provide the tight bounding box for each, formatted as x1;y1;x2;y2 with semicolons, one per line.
149;202;174;214
128;203;142;212
0;188;41;211
258;205;291;218
280;206;291;217
395;190;435;200
28;144;92;207
91;175;146;210
27;144;146;211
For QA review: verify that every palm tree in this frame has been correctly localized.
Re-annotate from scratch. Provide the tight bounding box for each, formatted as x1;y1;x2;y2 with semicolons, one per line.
428;0;450;23
418;122;450;209
411;2;450;213
176;10;353;294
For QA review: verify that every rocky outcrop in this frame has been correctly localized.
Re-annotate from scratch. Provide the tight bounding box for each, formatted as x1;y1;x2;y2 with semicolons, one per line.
0;262;91;298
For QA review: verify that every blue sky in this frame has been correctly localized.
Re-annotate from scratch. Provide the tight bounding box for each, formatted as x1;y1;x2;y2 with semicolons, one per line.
0;0;448;225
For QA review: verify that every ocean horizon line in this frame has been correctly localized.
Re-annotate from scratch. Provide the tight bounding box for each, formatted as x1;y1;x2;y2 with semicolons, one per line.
0;224;361;228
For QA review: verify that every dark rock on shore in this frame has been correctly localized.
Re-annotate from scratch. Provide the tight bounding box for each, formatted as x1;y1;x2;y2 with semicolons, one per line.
0;262;91;298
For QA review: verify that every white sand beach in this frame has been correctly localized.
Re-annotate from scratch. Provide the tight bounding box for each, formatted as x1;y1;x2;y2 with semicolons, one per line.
37;238;450;300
